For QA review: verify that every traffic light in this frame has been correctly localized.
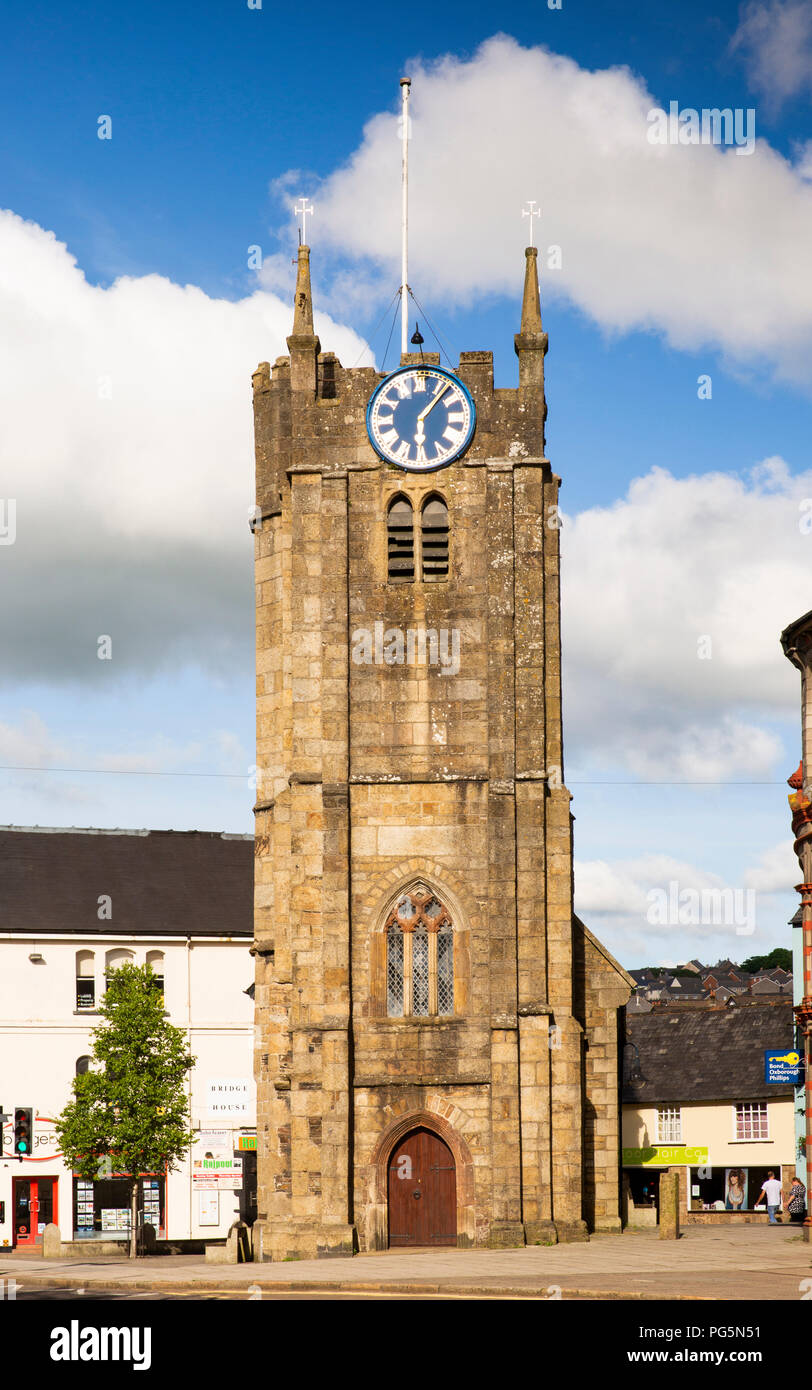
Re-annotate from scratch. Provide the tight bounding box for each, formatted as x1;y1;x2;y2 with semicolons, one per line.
13;1108;33;1157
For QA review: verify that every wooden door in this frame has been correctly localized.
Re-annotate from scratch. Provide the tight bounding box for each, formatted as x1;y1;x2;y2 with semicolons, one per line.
388;1128;456;1247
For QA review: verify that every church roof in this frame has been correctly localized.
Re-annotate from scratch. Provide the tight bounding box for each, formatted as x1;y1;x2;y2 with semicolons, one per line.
622;999;795;1104
0;825;253;937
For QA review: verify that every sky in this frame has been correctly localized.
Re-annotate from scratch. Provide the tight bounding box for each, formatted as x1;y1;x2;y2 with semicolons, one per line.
1;0;811;968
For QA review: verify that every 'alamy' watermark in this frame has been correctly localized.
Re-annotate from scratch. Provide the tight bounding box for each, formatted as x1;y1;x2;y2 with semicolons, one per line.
50;1322;151;1371
647;881;756;936
647;102;755;156
351;623;460;677
0;499;16;545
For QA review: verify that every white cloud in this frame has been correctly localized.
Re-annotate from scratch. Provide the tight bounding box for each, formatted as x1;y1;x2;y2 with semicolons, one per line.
561;460;810;778
306;34;812;387
575;848;794;963
744;838;799;891
575;854;728;917
0;210;369;684
0;712;66;768
731;0;812;108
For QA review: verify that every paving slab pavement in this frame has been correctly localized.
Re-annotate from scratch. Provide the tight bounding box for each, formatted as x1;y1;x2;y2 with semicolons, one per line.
2;1225;811;1300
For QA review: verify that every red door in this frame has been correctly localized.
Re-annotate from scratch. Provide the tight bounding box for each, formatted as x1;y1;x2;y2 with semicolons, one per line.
13;1177;57;1247
388;1128;456;1247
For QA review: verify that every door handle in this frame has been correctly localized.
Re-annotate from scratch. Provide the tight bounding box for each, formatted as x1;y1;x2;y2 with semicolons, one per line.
412;1190;422;1199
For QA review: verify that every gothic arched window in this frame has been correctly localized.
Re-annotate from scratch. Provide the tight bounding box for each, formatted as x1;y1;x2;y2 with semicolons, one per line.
387;495;414;582
386;884;454;1017
420;495;449;582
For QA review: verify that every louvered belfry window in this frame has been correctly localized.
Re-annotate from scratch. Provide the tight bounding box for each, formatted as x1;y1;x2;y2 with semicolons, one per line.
421;496;449;581
385;884;454;1017
387;496;415;582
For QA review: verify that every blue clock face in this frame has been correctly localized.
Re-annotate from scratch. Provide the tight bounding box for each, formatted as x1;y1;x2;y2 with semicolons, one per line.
366;366;475;472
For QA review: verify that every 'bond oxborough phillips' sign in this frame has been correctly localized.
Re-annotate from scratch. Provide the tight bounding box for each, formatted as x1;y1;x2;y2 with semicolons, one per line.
764;1049;803;1085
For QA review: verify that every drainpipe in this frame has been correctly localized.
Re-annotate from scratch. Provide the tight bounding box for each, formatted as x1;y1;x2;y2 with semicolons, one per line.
187;937;193;1240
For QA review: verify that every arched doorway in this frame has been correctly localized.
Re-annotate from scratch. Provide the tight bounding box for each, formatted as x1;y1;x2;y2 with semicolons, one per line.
387;1127;457;1247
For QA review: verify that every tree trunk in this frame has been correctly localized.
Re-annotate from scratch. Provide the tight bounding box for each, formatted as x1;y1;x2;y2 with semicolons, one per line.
129;1179;139;1259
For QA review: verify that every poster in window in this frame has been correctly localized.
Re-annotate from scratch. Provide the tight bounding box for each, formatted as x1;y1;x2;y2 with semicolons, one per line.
724;1168;748;1211
198;1191;219;1226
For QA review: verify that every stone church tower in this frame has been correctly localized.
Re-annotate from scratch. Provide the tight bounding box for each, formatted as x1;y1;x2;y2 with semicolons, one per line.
250;244;632;1260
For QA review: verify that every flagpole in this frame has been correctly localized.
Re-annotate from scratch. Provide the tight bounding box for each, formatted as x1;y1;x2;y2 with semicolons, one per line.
400;77;411;357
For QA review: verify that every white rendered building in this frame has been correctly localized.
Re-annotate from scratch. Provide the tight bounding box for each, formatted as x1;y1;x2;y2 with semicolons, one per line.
0;826;255;1249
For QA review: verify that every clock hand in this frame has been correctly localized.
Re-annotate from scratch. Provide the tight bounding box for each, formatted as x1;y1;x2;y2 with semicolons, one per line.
416;381;450;423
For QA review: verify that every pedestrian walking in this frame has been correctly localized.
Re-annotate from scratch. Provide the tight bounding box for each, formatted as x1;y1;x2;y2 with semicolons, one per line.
757;1171;784;1224
788;1175;807;1224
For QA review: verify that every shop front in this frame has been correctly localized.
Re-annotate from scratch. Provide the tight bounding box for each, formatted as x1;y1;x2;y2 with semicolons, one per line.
622;1145;709;1227
688;1164;798;1217
72;1173;166;1241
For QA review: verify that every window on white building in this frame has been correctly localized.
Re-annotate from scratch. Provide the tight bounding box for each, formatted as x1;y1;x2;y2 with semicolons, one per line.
657;1106;682;1143
76;1055;92;1075
146;950;165;1003
76;950;95;1010
104;947;135;989
735;1102;769;1141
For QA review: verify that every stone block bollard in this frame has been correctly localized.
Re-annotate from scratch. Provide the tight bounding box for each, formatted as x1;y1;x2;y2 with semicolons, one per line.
205;1221;252;1264
42;1223;63;1258
658;1172;680;1240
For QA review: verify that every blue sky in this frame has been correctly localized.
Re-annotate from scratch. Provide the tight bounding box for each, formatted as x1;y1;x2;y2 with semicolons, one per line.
2;0;812;966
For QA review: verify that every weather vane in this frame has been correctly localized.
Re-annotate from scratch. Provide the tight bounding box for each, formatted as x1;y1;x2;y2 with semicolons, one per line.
294;197;314;246
521;200;541;248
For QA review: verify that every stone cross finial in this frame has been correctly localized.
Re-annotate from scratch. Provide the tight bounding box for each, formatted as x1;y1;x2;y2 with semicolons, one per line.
521;200;541;248
293;197;314;245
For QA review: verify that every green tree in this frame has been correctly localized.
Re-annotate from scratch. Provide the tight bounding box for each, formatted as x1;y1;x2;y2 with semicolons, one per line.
739;947;792;974
55;963;195;1258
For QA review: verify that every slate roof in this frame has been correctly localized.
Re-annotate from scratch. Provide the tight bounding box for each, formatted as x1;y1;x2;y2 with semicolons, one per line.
751;978;782;995
668;976;705;995
0;826;253;937
623;999;795;1104
709;973;746;993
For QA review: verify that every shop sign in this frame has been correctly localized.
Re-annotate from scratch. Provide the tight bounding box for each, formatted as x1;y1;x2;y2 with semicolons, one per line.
765;1049;802;1084
206;1078;252;1118
622;1146;709;1167
192;1130;243;1189
238;1135;257;1151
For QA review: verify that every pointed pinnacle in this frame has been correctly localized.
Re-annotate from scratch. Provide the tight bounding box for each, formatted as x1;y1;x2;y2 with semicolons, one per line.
514;247;548;386
520;246;542;335
291;245;315;336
